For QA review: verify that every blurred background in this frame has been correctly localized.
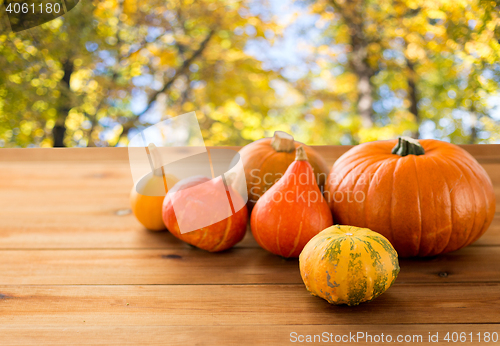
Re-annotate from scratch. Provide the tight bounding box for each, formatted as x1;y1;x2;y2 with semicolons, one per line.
0;0;499;148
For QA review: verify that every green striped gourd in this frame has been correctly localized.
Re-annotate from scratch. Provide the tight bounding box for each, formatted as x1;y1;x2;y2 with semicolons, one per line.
299;225;400;306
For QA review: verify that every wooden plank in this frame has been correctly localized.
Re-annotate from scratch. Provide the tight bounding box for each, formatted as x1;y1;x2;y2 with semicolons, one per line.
0;246;499;285
0;284;499;326
0;325;498;345
477;213;500;246
0;161;252;249
1;160;500;249
0;248;300;285
2;144;500;162
0;148;129;162
0;147;235;162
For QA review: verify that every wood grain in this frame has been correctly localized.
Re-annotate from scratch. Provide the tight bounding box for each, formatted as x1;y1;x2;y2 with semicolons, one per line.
0;325;498;345
2;144;500;163
1;146;500;345
0;284;499;326
0;246;499;285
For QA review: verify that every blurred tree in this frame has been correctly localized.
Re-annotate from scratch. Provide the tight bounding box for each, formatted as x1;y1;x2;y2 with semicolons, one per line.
303;0;500;144
0;0;280;147
0;0;499;147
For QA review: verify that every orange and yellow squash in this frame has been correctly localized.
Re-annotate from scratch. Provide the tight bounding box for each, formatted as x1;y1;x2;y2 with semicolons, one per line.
162;176;248;252
238;131;329;208
300;225;400;306
251;146;333;257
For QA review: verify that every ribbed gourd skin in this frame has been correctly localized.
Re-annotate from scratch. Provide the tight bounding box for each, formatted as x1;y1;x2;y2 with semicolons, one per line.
299;225;400;306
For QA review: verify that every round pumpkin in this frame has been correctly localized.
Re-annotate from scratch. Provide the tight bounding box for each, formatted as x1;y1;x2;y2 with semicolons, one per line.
325;137;496;257
299;225;400;306
162;176;248;252
237;131;329;209
251;146;333;258
130;171;178;231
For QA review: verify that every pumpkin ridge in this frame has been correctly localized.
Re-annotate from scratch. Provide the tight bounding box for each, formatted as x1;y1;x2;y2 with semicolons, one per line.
247;150;282;201
389;159;401;252
368;158;396;245
426;156;454;255
175;198;192;235
413;156;438;257
251;208;266;251
463;166;495;244
365;235;400;276
332;153;381;180
211;214;233;252
442;157;478;252
412;156;423;256
452;158;481;247
326;160;359;209
347;250;367;306
446;156;484;246
361;160;387;227
197;227;210;248
333;141;393;169
275;214;282;255
331;151;380;182
432;155;465;254
392;156;422;256
342;157;382;225
288;208;306;258
245;148;275;176
361;238;394;298
448;150;495;242
328;151;379;194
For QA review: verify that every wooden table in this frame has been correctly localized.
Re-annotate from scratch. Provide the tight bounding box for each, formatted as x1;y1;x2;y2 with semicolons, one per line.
0;146;499;345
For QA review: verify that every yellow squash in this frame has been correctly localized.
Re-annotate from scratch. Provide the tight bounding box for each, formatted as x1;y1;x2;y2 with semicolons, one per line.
130;172;178;231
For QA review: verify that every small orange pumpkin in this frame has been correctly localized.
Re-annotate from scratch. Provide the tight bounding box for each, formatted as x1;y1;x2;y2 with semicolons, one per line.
326;137;496;257
162;176;248;252
238;131;329;208
251;146;333;257
130;171;178;231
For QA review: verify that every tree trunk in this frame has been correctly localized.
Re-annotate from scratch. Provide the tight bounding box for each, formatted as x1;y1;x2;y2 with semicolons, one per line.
406;58;420;138
355;67;374;128
469;104;478;144
52;59;74;147
52;124;66;147
339;1;375;128
469;116;478;144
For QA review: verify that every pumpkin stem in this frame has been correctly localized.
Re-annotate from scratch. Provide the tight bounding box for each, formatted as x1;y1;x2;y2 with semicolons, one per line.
295;145;308;161
147;143;164;176
271;131;295;153
391;136;425;156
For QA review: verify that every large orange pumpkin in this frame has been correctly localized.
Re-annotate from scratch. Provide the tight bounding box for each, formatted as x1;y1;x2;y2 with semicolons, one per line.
162;176;248;252
325;137;496;257
237;131;329;208
251;146;333;258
